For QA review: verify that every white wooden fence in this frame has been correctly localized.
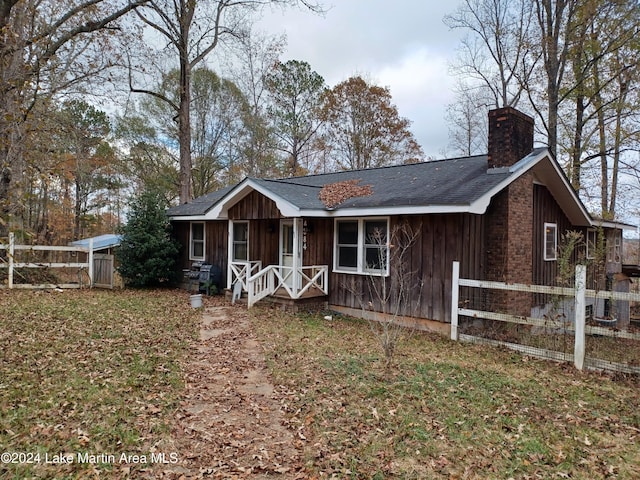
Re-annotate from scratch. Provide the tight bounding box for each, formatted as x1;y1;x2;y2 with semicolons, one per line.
0;232;94;289
451;261;640;373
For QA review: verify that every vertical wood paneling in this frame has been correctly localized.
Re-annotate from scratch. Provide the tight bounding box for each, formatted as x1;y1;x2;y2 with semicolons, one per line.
533;184;575;304
421;216;434;320
175;208;487;325
228;191;281;220
324;213;485;324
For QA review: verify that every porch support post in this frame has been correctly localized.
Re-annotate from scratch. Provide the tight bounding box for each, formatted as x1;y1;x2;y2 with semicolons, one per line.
292;218;303;297
226;221;233;289
88;238;94;288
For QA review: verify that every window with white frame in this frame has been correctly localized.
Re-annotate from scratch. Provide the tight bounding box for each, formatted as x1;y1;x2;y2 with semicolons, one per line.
544;223;557;261
606;231;622;263
586;229;597;259
232;221;249;261
334;218;389;275
190;222;205;260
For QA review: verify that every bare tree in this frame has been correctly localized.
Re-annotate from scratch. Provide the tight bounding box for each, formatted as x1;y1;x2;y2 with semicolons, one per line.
445;80;490;156
346;221;422;371
444;0;534;109
129;0;322;203
224;30;285;178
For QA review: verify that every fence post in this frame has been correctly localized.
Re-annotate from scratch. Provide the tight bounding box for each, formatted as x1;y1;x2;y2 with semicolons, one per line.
574;264;586;370
451;261;460;340
88;238;94;288
8;232;14;289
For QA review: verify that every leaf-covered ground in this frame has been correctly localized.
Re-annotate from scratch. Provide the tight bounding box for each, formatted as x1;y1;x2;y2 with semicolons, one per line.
2;289;639;479
252;309;640;479
0;289;200;479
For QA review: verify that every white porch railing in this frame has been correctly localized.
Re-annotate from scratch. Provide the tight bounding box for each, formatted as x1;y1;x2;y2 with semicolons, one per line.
247;265;328;307
229;260;262;290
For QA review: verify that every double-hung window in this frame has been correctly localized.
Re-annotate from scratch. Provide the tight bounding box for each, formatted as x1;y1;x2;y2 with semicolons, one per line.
544;222;557;261
232;221;249;261
335;218;389;275
607;231;621;263
190;222;205;260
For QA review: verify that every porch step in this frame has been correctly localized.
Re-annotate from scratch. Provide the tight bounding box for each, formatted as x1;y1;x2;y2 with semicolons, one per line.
258;294;328;313
224;288;327;312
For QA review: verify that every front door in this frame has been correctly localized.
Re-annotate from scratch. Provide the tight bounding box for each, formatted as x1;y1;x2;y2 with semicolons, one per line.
280;220;295;287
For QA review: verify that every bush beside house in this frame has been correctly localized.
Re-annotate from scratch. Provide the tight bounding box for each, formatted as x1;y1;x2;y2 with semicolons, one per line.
116;190;180;287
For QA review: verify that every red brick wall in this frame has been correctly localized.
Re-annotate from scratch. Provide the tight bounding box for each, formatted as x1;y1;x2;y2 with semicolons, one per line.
484;107;536;316
485;172;534;316
488;107;534;170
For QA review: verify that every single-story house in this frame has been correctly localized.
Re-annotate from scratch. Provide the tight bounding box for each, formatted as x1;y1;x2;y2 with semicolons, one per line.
168;107;633;332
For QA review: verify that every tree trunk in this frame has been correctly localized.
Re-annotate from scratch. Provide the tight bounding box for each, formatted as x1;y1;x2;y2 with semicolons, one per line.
608;76;626;217
178;61;193;203
570;93;584;191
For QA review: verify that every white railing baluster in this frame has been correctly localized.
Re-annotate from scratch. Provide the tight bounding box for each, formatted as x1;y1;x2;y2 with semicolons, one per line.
245;263;329;306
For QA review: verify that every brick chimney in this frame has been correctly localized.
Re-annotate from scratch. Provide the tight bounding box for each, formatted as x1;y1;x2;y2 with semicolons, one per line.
487;107;534;169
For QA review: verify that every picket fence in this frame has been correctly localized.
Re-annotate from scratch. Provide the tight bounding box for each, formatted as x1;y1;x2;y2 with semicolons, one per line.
450;261;640;374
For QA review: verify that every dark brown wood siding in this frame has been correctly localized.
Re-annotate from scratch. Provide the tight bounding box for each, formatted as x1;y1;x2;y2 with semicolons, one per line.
205;221;229;276
302;218;334;266
321;213;485;323
533;184;578;285
248;219;279;267
172;221;190;273
228;191;281;220
171;220;229;286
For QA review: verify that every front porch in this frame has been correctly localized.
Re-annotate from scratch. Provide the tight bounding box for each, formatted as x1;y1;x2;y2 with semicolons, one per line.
227;261;329;309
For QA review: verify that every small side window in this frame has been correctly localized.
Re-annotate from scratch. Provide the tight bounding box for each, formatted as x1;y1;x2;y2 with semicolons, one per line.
544;223;557;261
190;222;205;260
586;229;596;260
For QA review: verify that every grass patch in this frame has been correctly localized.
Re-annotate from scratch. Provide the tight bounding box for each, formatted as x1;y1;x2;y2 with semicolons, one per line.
252;308;640;479
0;289;199;479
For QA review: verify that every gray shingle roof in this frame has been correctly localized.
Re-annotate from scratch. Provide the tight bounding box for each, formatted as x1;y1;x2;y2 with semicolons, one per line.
168;150;548;216
260;155;508;209
166;185;235;216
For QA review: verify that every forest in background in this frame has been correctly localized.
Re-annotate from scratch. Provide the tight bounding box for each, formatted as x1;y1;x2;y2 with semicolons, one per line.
0;0;638;245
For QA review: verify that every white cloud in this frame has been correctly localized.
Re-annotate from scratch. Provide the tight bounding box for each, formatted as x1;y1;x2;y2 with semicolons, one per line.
376;48;457;157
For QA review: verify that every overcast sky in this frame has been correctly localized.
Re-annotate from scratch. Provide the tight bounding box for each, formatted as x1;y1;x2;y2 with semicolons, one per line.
256;1;465;159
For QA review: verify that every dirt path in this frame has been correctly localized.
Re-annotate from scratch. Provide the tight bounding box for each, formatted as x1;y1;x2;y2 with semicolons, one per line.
154;301;304;479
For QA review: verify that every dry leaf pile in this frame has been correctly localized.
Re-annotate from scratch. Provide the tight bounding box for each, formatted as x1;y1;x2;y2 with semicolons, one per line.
318;180;372;209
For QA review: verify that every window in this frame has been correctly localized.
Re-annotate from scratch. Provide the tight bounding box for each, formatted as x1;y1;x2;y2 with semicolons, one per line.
232;221;248;261
607;231;621;263
585;304;593;320
336;221;358;270
190;222;205;260
586;229;597;259
544;223;557;261
364;220;388;271
334;218;389;275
